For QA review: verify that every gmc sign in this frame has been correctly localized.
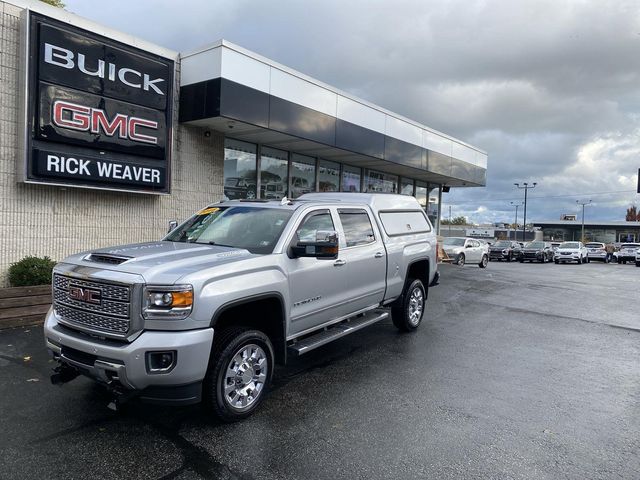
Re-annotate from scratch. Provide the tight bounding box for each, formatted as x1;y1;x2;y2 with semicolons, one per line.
24;13;174;193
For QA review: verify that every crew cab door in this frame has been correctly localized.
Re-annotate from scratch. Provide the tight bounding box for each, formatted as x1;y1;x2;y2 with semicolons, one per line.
285;208;353;336
335;208;386;313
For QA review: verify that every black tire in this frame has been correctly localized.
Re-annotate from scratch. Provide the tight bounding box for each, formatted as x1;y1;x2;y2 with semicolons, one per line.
587;257;590;263
519;259;524;263
457;253;465;266
392;278;426;332
636;261;640;267
203;328;274;422
554;259;559;264
478;254;488;268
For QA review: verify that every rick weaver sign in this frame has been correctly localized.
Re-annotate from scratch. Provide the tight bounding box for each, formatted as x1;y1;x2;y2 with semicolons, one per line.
22;13;174;193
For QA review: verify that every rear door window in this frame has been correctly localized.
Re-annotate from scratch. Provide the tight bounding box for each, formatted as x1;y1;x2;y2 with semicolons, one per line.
338;209;376;247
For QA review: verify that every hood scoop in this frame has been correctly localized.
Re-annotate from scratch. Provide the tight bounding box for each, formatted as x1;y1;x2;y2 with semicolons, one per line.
85;253;132;265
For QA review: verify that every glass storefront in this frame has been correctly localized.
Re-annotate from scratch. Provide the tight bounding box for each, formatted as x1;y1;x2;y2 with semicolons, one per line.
260;146;288;200
318;160;340;192
365;170;397;193
222;138;443;222
223;139;257;200
400;178;414;196
342;164;361;192
290;153;315;198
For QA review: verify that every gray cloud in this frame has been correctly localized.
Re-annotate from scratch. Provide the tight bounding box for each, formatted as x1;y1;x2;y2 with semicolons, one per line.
65;0;640;223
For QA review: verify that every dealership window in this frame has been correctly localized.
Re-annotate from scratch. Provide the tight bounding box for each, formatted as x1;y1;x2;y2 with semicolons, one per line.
224;139;257;200
318;160;340;192
400;178;414;196
341;165;361;192
415;182;427;209
365;170;397;193
260;146;289;200
427;184;441;231
290;153;316;198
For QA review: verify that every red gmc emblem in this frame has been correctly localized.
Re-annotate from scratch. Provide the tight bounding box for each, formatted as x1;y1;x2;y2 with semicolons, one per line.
68;285;102;305
52;100;158;145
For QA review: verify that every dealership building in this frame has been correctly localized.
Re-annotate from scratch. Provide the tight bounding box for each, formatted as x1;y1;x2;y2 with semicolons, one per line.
0;0;488;285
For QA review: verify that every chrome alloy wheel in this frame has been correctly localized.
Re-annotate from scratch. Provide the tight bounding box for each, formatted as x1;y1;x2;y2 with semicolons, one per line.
408;287;424;326
223;344;268;411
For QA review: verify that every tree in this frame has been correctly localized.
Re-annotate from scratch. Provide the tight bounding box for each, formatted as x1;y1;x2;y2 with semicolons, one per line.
625;205;639;222
441;216;467;225
40;0;65;7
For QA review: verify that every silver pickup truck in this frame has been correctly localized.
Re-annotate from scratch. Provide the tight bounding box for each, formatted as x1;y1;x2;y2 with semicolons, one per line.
44;192;439;421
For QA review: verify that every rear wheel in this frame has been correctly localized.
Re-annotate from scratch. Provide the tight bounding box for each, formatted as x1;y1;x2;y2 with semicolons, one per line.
554;259;559;264
392;278;426;332
636;261;640;267
203;328;274;422
478;254;488;268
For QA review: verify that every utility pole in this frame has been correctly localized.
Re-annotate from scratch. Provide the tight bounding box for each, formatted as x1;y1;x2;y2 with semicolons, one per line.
514;182;537;242
576;199;592;243
448;205;452;235
510;201;523;241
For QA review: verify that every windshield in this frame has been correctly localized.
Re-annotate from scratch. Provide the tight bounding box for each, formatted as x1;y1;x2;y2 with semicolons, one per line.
493;241;511;247
525;241;544;248
165;206;293;255
560;242;580;249
443;238;465;246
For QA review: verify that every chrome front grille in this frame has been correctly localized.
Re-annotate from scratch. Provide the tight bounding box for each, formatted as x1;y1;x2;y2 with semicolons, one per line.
53;274;132;336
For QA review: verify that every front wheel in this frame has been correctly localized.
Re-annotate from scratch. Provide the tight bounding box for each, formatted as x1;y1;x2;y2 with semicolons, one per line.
478;254;488;268
392;278;426;332
636;261;640;267
554;259;559;264
203;329;274;422
456;253;465;266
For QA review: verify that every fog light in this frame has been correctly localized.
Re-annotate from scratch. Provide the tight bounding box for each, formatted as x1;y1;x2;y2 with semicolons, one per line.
146;351;176;373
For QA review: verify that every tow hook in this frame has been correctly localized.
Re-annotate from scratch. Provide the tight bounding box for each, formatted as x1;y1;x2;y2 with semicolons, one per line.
50;362;79;385
106;385;139;412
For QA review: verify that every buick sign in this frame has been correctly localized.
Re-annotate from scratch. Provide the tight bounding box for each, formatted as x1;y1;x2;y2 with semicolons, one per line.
23;13;175;193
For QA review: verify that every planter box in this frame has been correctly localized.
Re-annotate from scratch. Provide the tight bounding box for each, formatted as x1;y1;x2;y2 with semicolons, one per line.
0;285;51;330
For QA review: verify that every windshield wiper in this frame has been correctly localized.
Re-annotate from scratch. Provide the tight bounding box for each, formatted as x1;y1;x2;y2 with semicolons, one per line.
205;241;235;248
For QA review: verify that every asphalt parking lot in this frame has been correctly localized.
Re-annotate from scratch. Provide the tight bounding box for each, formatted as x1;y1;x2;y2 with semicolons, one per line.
1;261;638;480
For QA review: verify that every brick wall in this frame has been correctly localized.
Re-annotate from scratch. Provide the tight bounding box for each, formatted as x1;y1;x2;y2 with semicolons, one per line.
0;1;224;286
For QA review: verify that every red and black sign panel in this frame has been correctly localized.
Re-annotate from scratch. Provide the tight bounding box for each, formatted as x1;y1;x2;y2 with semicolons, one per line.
25;13;174;193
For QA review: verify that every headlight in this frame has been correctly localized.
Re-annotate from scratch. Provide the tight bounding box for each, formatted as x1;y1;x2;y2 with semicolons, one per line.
502;249;508;254
143;285;193;320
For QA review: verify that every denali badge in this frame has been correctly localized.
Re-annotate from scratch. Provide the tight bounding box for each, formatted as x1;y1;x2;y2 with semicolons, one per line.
68;285;102;305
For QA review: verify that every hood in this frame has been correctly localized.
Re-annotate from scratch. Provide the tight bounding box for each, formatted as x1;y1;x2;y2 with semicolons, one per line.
60;241;255;284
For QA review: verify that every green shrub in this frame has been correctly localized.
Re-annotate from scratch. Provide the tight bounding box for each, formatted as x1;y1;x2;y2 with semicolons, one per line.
8;256;56;287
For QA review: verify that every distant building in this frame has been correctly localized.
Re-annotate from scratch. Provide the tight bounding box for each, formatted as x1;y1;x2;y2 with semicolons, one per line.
533;221;640;243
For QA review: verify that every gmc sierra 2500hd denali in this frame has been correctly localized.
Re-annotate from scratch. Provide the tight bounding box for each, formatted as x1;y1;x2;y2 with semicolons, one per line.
45;193;439;421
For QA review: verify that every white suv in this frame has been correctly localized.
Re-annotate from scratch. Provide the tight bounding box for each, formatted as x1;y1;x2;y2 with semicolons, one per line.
554;241;589;264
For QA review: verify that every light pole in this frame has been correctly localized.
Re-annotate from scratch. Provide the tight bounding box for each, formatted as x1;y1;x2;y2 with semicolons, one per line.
514;182;537;242
576;200;592;242
448;205;452;235
510;201;523;240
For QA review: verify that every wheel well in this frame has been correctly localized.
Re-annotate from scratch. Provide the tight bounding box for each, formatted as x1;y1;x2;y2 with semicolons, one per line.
406;259;430;291
212;296;286;364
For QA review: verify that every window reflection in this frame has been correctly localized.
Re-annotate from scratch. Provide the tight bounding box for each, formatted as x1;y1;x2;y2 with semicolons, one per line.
342;165;361;192
319;160;340;192
290;154;315;198
400;177;414;195
366;170;397;193
415;182;427;208
260;146;288;200
224;139;257;200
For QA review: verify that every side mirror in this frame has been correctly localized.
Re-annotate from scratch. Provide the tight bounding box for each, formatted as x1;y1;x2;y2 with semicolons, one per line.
168;220;178;233
291;230;339;259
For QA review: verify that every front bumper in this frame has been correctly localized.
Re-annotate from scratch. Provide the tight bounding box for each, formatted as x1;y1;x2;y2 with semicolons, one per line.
44;308;214;402
556;253;580;262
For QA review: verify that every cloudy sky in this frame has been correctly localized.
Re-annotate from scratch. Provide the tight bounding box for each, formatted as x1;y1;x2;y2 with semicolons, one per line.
64;0;640;224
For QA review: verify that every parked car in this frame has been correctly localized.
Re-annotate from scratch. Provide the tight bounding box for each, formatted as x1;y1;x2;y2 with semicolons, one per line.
584;242;608;262
550;242;562;252
616;243;640;264
442;237;489;267
554;241;589;264
636;248;640;267
518;241;554;263
489;240;521;262
224;177;257;200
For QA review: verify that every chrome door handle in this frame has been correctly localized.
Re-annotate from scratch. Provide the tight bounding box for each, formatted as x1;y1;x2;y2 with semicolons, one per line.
333;259;346;267
374;252;384;258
